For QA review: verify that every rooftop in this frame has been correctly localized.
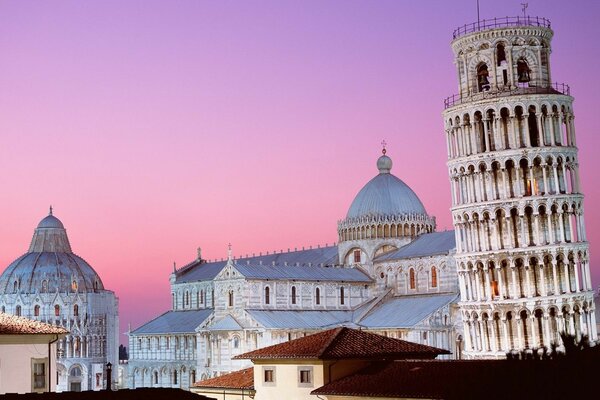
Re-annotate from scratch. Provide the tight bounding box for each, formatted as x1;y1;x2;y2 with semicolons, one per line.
375;231;455;261
130;309;212;335
0;312;68;335
311;358;599;399
235;327;449;360
192;367;254;390
452;16;551;39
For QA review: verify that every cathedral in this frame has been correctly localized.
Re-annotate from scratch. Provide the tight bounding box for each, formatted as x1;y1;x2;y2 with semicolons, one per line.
0;210;119;392
124;15;598;391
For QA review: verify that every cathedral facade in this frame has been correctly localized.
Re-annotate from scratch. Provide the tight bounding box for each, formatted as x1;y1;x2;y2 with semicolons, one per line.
0;210;119;391
127;153;460;390
127;15;597;390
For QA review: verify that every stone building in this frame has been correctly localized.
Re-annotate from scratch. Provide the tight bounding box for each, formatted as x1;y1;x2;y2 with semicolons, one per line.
127;152;460;390
127;14;598;390
443;16;597;358
0;210;119;391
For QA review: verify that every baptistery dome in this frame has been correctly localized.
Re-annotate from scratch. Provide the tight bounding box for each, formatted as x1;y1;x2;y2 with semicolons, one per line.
0;210;104;295
0;209;118;392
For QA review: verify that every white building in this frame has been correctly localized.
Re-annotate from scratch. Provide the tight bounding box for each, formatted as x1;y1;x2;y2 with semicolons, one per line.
127;14;597;390
443;16;597;358
128;151;460;390
0;312;68;394
0;210;119;391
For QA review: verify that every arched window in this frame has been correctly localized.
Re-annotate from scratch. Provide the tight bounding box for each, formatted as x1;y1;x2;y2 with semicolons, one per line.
291;286;297;305
431;267;438;288
517;58;531;83
264;286;270;305
15;305;21;316
315;287;321;305
185;291;189;306
228;290;234;307
410;268;416;290
173;370;178;385
191;370;196;384
71;280;78;291
54;305;60;316
200;290;204;304
34;305;40;317
73;304;79;317
353;249;361;263
154;371;158;384
477;63;491;92
233;336;240;349
496;43;506;66
42;280;48;292
13;281;18;293
340;287;345;305
172;293;176;309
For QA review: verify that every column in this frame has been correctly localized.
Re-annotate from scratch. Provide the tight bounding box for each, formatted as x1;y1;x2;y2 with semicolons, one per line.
552;165;560;194
539;265;547;296
537;113;544;146
475;271;482;301
542;164;548;194
484;267;492;300
501;318;509;350
558;211;565;243
497;265;505;299
517;319;524;350
563;261;570;293
530;316;538;348
525;266;532;297
490;319;498;352
573;255;581;292
534;213;541;245
511;265;518;299
543;317;551;348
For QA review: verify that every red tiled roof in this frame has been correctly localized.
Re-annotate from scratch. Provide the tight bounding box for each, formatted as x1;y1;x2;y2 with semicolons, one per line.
0;312;68;335
192;368;254;390
235;327;449;360
311;358;597;399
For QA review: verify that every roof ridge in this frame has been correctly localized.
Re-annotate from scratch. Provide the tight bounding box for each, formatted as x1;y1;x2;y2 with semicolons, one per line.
318;327;346;358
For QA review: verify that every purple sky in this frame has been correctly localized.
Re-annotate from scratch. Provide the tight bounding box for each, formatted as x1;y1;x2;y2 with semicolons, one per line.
0;0;599;345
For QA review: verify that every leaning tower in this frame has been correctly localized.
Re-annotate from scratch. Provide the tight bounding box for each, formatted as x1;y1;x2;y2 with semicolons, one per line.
442;16;597;358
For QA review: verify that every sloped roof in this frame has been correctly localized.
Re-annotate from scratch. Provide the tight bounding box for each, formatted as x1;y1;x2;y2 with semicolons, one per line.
359;294;458;328
375;231;456;261
193;367;254;390
206;315;243;331
0;312;68;335
246;310;354;329
131;309;212;334
311;358;599;399
234;263;370;282
175;246;340;284
235;327;449;360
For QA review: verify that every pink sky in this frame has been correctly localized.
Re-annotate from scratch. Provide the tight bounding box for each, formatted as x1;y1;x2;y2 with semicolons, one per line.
0;0;599;346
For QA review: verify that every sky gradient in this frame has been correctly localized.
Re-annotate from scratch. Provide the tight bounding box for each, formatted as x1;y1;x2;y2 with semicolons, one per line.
1;0;599;345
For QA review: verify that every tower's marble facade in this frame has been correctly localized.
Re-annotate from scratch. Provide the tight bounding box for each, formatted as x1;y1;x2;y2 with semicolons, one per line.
443;17;597;358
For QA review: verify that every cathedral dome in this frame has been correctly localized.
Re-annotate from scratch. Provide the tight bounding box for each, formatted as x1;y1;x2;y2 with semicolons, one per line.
0;210;104;294
346;153;428;219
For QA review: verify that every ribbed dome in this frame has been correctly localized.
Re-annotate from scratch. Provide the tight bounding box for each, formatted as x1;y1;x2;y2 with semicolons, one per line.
37;214;65;229
346;154;428;219
0;211;104;294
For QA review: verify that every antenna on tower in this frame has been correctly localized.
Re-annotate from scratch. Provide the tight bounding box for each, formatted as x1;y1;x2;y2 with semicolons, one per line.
521;3;528;19
476;0;480;29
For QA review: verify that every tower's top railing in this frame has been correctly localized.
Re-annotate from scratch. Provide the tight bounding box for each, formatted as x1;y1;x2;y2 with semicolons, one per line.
452;16;551;39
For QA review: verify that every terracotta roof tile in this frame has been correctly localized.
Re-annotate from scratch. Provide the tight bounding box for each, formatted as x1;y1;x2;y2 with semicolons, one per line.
311;358;597;399
235;327;449;360
0;312;68;335
192;368;254;390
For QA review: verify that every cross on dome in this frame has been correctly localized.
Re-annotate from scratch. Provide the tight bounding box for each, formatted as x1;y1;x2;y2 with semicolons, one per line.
381;140;387;155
